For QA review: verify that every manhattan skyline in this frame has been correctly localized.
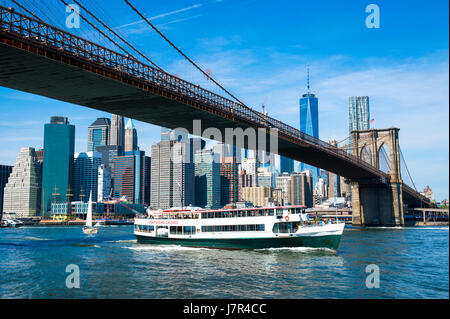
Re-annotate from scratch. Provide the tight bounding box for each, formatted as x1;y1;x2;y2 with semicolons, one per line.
0;0;448;200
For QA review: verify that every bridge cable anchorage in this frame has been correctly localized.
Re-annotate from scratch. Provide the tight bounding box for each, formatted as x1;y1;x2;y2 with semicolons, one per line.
69;0;164;72
122;0;249;109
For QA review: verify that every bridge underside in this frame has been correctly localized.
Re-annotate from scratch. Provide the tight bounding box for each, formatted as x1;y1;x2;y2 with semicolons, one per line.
0;41;377;180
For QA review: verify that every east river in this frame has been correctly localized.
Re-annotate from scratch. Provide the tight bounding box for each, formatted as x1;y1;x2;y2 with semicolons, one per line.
0;225;448;298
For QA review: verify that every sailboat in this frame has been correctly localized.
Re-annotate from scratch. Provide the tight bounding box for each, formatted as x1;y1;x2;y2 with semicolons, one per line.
83;192;98;234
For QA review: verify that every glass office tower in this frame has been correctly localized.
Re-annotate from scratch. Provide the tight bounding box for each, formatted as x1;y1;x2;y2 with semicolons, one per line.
41;116;75;215
299;92;320;187
280;156;294;174
87;118;110;152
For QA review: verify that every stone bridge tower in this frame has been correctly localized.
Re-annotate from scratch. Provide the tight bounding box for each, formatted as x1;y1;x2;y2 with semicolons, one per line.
350;128;404;226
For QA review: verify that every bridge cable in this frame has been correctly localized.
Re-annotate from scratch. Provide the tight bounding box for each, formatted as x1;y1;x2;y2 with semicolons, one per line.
399;146;418;192
10;0;43;22
57;0;154;71
123;0;249;108
69;0;164;72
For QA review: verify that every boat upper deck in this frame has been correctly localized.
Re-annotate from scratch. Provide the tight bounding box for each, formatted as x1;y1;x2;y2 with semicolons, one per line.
141;205;307;220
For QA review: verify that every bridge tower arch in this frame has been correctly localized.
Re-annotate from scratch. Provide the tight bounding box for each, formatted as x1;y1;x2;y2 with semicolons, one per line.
350;128;404;226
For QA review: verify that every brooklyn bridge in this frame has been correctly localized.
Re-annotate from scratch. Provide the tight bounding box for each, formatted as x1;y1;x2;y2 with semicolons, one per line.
0;2;434;226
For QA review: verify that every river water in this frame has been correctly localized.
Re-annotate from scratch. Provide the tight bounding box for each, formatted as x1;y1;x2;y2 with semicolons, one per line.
0;225;448;299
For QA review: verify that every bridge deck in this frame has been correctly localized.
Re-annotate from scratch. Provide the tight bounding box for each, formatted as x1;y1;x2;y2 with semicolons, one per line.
0;5;431;207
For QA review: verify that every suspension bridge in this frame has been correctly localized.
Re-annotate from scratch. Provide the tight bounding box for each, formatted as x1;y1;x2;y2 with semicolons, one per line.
0;1;434;226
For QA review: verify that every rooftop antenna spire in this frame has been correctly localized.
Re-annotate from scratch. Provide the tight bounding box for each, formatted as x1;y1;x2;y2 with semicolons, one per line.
307;65;310;94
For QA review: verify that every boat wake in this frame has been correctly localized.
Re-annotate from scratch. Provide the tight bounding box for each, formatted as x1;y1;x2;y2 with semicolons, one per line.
125;245;207;252
256;247;336;253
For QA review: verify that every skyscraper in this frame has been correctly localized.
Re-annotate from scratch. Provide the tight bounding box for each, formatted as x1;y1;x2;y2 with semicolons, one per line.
348;96;370;135
194;150;221;209
113;150;150;204
97;164;111;202
3;148;41;218
72;152;102;202
220;156;239;206
299;67;320;187
0;164;13;219
109;114;124;147
87;118;110;152
280;156;294;174
41;116;75;215
151;140;194;209
124;118;138;153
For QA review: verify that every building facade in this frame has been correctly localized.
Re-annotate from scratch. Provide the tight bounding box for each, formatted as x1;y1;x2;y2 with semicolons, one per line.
41;116;75;215
124;119;138;153
97;164;111;202
87;117;110;152
194;150;221;209
241;186;272;207
151;140;195;209
109;114;124;147
73;152;102;202
3;147;41;218
280;155;294;174
0;164;13;218
349;96;370;135
299;85;320;187
220;156;239;206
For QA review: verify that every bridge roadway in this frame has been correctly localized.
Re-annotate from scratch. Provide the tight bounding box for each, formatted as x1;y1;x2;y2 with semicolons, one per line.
0;6;429;207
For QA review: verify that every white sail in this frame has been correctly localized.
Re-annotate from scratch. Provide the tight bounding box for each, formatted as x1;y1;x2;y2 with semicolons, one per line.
86;192;93;227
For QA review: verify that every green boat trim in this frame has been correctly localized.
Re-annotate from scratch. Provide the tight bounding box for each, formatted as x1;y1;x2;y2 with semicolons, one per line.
135;234;342;250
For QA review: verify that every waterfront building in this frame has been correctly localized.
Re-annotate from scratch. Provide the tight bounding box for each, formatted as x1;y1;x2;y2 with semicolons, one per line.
241;186;272;207
299;68;320;187
2;147;41;218
151;140;195;209
41;116;75;215
280;156;294;174
194;150;221;209
0;164;13;219
97;164;111;202
109;114;124;147
87;117;110;152
349;96;370;135
220;156;239;206
50;200;145;221
73;152;102;202
124;118;138;153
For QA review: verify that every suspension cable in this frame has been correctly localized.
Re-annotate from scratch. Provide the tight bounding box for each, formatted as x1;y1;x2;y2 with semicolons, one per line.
70;0;163;71
399;146;417;192
123;0;248;108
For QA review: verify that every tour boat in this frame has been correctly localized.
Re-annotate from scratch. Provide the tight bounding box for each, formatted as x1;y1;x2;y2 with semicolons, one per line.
82;192;98;235
134;205;345;250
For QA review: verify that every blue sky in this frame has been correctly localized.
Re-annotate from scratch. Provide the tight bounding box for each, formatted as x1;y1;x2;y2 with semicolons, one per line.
0;0;448;200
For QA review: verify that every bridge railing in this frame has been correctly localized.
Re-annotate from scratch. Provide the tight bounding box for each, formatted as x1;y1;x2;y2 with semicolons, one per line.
0;5;387;179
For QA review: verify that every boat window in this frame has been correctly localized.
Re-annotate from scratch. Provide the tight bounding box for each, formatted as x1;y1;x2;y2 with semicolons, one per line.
276;209;283;216
201;224;265;232
183;226;196;235
272;222;298;233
